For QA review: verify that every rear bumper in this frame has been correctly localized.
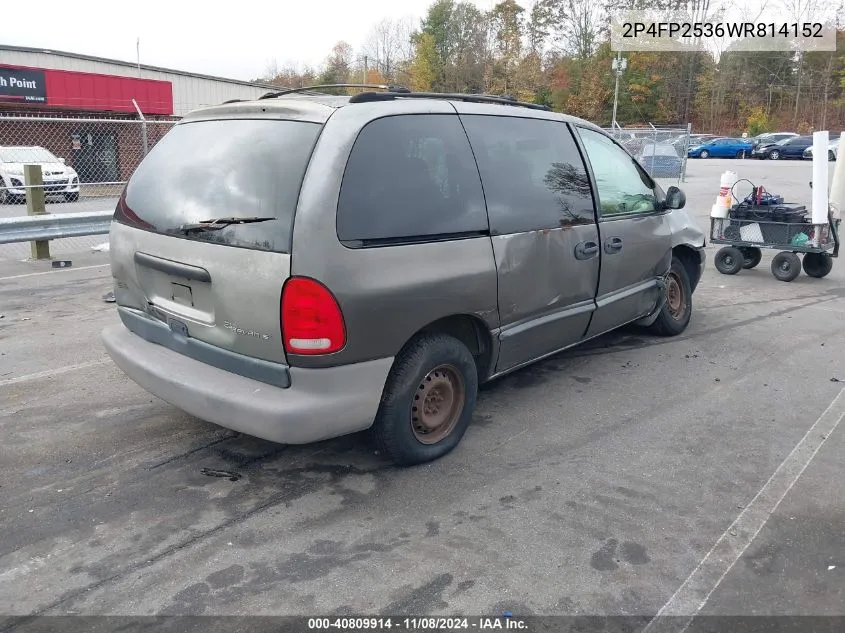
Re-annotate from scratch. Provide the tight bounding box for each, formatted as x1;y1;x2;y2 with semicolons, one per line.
102;323;393;444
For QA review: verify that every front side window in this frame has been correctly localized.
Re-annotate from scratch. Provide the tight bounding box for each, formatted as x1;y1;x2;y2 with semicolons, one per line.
460;115;596;234
577;127;658;218
336;114;488;245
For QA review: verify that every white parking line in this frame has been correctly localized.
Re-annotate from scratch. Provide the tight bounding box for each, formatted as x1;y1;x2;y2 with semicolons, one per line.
0;263;110;282
0;358;111;386
643;386;845;633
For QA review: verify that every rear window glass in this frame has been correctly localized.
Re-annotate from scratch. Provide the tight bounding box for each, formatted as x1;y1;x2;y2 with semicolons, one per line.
123;119;321;253
336;114;488;245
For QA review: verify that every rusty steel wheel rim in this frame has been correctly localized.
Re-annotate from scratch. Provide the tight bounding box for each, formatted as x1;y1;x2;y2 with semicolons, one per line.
411;364;465;444
666;272;685;320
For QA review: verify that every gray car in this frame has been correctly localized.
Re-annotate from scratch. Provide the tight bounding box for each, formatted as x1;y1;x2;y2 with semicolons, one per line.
102;87;707;466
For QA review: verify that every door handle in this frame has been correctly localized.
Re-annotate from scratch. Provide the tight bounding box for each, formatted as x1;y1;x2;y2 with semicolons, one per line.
604;237;623;254
575;240;599;260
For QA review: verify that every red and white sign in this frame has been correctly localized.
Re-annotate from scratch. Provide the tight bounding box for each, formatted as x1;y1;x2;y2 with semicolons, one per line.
0;64;173;115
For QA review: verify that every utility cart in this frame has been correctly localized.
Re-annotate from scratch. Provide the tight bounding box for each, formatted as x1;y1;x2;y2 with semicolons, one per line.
711;198;840;282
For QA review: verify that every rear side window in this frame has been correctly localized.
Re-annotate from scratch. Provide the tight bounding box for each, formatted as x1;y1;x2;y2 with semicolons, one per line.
122;119;321;253
336;114;488;245
459;115;596;234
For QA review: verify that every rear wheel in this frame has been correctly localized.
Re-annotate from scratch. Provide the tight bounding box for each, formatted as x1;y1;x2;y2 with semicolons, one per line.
802;252;833;278
699;150;710;159
739;247;762;269
715;247;743;275
771;251;801;282
649;256;692;337
371;333;478;466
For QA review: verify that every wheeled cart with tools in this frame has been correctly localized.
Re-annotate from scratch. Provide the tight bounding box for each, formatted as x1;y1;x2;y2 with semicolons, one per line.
710;202;840;282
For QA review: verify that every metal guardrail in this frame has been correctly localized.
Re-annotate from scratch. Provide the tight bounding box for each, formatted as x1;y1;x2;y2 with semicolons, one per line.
0;211;113;245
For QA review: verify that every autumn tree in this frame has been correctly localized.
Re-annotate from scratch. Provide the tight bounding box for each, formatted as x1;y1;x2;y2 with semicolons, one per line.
487;0;525;94
319;41;354;88
410;32;438;91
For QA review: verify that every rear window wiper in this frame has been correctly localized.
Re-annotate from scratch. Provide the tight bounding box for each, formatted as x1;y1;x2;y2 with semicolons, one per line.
178;216;275;233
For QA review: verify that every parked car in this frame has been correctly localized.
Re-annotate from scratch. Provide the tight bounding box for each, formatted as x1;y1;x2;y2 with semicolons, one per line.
803;137;841;161
751;132;797;151
0;146;81;204
638;143;684;177
671;134;717;156
101;89;707;466
688;137;754;158
754;135;814;160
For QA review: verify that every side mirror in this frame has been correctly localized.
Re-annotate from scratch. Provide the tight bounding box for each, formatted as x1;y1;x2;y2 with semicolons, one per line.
665;186;686;210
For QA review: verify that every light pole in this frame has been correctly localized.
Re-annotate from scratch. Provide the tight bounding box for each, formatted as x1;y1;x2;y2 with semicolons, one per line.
611;52;627;132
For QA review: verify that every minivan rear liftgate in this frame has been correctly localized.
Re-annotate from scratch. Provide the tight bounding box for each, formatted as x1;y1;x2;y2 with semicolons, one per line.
109;117;324;376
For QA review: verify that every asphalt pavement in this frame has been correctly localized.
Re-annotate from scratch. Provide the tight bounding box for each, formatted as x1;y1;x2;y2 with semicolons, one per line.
0;158;843;625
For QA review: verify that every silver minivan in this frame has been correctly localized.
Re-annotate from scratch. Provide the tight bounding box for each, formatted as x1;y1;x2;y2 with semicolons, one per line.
102;87;706;466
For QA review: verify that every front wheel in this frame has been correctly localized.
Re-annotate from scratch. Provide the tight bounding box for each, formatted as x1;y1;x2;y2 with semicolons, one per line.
64;192;79;203
802;252;833;278
699;150;710;159
736;150;746;159
649;256;692;337
771;251;801;282
715;246;744;275
371;333;478;466
769;150;781;160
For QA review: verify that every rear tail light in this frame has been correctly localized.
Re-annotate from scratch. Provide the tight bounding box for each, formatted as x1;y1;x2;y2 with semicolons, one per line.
114;189;154;230
281;277;346;355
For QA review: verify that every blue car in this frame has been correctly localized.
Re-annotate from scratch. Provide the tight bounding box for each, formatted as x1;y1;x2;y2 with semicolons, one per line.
688;137;754;159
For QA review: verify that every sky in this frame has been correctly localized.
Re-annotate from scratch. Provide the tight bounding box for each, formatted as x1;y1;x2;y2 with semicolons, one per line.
2;0;503;82
4;0;819;82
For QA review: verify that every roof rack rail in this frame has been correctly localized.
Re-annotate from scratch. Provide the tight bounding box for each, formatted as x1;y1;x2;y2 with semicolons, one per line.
258;84;410;100
347;90;550;111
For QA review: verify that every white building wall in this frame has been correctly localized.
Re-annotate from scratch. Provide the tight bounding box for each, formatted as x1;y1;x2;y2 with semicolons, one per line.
1;49;275;116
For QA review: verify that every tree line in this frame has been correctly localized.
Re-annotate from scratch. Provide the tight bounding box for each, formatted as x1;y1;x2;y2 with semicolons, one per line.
257;0;845;135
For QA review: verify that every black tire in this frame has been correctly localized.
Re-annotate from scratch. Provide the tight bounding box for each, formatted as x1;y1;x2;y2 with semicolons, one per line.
715;246;744;275
739;247;762;269
769;149;781;160
64;192;80;203
736;150;746;159
771;251;801;282
830;150;836;162
0;178;11;205
802;252;833;278
371;333;478;466
649;256;692;337
699;150;710;159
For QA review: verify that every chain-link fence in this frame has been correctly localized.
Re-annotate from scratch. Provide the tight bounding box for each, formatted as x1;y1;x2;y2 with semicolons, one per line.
0;113;178;207
0;113;178;260
603;124;692;183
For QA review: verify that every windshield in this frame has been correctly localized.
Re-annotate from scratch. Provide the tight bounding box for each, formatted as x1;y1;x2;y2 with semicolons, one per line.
122;119;322;253
777;138;793;146
0;147;60;163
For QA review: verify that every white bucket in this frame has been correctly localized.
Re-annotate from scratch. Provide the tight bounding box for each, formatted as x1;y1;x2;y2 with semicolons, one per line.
711;170;739;217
